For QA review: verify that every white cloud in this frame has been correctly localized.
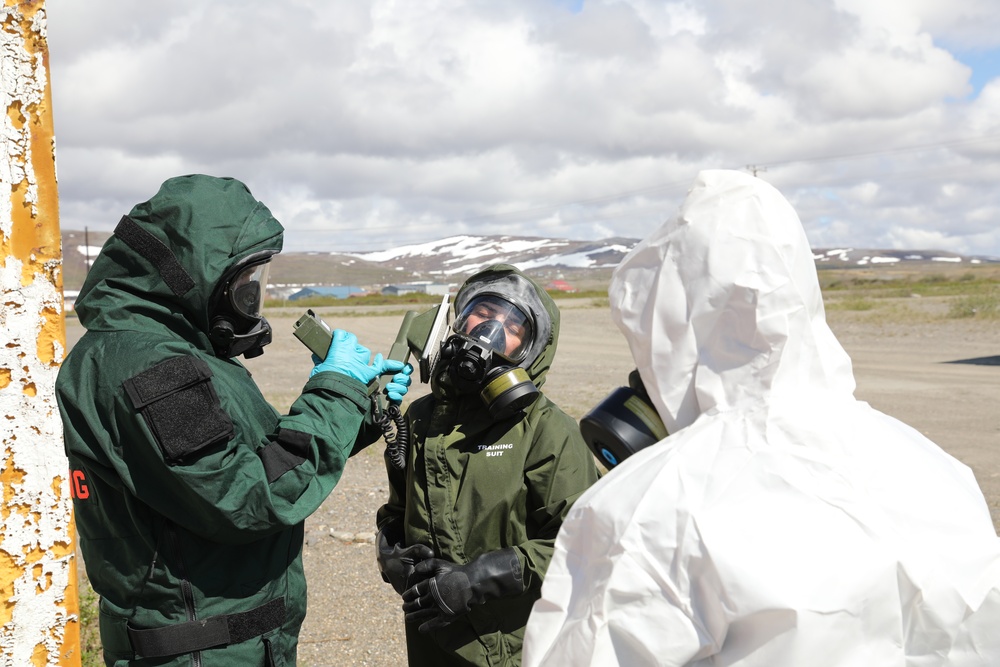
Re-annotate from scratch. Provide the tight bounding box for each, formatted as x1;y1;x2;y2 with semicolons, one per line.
43;0;1000;257
883;225;967;252
902;0;1000;50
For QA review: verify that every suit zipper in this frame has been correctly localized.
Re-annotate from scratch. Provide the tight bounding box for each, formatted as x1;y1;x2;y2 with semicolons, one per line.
166;522;201;667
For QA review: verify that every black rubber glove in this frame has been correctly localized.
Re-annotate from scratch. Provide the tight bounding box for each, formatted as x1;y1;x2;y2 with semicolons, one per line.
376;528;435;595
401;548;525;633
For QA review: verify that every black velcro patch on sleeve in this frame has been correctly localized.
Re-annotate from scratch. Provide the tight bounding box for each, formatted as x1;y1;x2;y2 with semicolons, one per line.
258;429;312;483
123;356;234;463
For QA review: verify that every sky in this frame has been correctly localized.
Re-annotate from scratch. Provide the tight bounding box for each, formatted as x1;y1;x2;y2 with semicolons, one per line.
44;0;1000;256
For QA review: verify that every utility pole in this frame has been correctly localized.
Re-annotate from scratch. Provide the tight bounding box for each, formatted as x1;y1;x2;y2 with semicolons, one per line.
0;2;81;666
746;164;768;178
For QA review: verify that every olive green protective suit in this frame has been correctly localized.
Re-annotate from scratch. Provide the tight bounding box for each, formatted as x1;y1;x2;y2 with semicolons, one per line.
376;265;600;666
57;175;378;666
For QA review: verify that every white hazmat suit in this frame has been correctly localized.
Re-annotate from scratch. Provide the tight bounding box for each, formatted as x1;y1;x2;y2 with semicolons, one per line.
523;169;1000;667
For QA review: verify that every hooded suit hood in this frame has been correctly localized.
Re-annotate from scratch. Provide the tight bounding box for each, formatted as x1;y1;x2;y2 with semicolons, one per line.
609;169;855;434
75;175;283;352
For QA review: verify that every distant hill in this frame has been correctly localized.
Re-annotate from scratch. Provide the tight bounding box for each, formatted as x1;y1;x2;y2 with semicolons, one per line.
59;231;1000;293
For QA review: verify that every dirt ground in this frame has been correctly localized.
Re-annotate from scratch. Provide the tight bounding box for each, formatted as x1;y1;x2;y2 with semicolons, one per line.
64;297;1000;666
241;298;1000;525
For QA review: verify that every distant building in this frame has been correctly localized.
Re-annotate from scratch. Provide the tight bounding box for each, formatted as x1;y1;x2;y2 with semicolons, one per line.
381;282;453;296
545;279;576;293
288;285;367;300
63;289;80;312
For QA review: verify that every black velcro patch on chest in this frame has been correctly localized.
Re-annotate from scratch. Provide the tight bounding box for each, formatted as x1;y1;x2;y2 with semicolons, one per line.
123;356;234;463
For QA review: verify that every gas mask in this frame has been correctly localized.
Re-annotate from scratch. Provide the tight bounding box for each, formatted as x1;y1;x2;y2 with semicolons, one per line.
438;294;540;420
208;253;274;359
579;369;668;469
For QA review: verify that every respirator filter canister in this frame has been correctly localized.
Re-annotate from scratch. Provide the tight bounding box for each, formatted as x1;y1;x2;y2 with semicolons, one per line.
579;370;668;469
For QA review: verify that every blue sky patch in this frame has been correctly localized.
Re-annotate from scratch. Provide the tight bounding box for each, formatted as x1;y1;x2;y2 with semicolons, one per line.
954;47;1000;96
553;0;584;13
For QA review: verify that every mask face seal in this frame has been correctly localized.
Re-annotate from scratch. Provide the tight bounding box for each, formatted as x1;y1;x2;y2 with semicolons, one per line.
579;369;668;468
208;256;274;359
440;294;539;419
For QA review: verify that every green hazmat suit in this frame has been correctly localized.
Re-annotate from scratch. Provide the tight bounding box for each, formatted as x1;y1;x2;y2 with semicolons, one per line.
56;175;378;667
376;265;600;666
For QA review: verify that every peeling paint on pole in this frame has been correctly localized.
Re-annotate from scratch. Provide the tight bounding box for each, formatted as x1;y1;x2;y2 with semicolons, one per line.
1;2;80;666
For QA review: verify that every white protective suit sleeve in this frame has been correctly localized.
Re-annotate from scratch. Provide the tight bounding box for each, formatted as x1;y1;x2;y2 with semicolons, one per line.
522;169;1000;667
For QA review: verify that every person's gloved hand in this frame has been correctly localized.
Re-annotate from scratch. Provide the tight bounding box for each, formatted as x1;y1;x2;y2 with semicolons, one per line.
376;528;434;595
311;329;406;382
383;364;413;405
401;548;524;633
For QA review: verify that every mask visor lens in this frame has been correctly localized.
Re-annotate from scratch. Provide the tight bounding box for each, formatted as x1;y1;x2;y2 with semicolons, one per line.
454;295;532;362
229;261;270;319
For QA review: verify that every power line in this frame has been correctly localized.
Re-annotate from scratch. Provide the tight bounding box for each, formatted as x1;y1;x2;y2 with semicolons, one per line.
283;132;1000;239
296;179;693;234
754;132;1000;170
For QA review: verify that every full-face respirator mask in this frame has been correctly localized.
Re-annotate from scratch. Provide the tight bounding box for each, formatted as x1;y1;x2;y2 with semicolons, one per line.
580;369;669;469
208;252;274;359
438;294;541;420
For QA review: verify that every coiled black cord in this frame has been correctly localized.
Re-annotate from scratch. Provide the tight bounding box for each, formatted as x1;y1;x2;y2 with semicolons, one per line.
375;399;409;470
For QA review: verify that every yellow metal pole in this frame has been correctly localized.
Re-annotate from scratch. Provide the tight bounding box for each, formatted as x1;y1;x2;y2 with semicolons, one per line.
0;1;81;666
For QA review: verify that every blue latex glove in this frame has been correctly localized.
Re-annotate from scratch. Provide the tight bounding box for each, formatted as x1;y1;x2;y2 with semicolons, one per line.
311;329;406;383
384;364;413;405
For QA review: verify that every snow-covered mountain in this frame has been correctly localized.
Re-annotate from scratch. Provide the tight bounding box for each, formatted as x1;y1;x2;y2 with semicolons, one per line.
60;231;1000;293
339;234;998;277
811;247;998;267
341;235;637;277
